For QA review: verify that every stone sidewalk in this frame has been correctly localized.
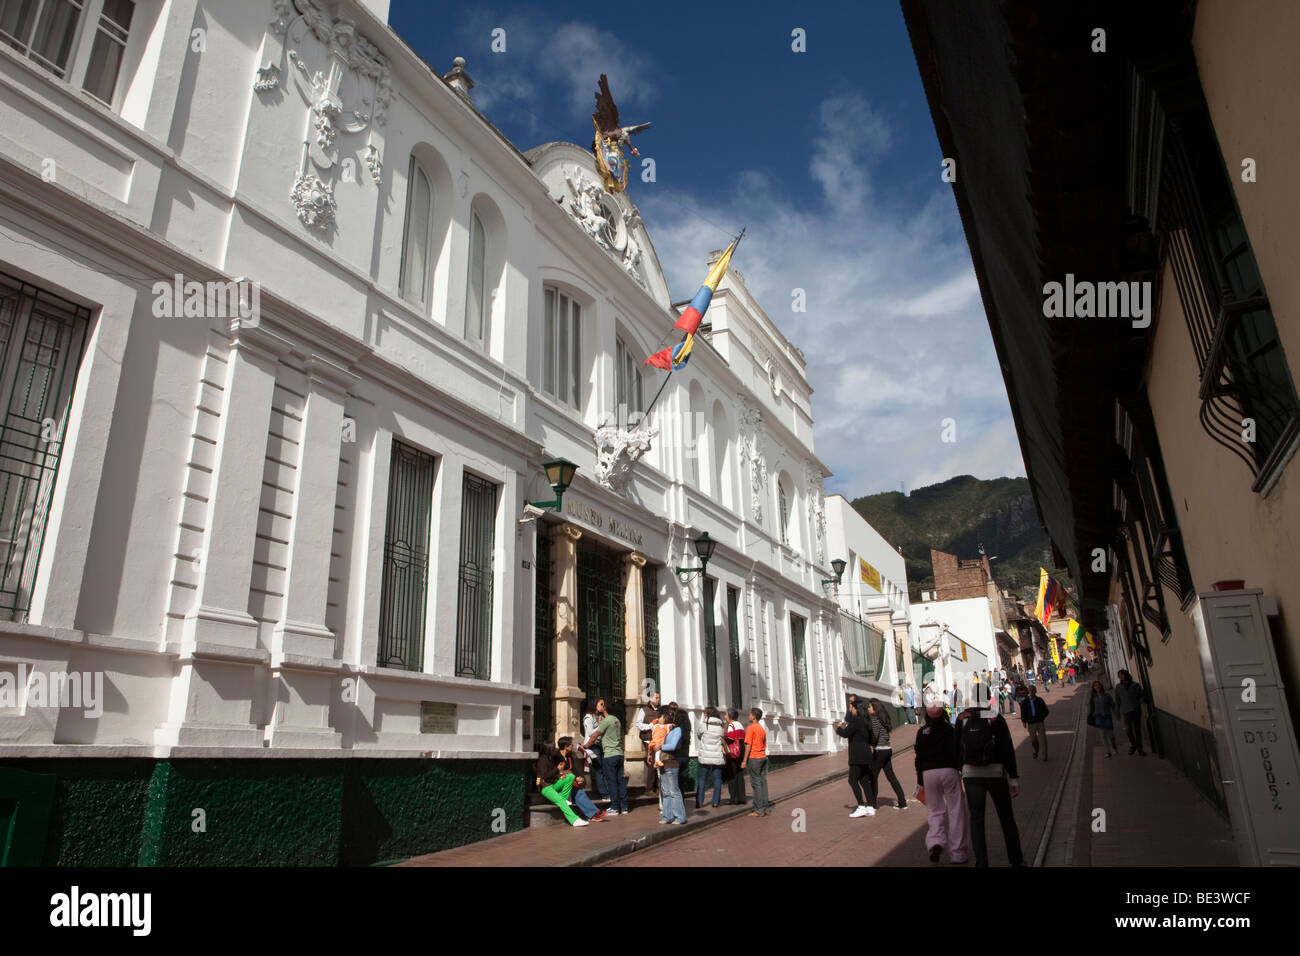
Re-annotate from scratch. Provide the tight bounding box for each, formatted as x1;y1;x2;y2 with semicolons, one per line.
1040;680;1236;866
396;719;924;867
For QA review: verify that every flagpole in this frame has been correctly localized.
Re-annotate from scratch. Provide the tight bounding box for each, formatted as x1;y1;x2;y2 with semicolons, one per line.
639;227;744;426
642;369;673;422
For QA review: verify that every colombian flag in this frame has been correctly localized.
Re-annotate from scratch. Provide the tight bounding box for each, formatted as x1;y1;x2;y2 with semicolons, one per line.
1034;567;1066;627
645;234;741;371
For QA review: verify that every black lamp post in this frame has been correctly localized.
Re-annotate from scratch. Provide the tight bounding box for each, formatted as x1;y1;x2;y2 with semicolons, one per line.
675;531;720;710
821;557;847;590
529;457;578;512
675;531;716;580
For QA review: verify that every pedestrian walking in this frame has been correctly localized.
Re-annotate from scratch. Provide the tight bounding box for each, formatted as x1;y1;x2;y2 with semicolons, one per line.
695;706;726;808
954;688;1024;867
723;708;747;805
583;697;628;815
834;699;877;817
1114;669;1147;756
1067;664;1076;685
865;699;908;810
1019;684;1051;761
742;708;772;816
903;684;918;724
1087;680;1118;757
914;697;968;863
653;716;687;825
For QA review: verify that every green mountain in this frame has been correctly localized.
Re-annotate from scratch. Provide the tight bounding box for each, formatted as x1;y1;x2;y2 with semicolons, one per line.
850;475;1063;603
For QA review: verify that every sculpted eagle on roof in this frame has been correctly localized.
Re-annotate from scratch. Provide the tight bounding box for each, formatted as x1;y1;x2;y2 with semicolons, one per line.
592;74;650;157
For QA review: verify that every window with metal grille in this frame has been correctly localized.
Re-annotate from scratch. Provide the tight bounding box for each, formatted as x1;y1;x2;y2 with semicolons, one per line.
0;1;134;105
541;287;581;409
643;563;659;692
791;614;809;717
1130;65;1300;494
400;158;434;308
702;575;718;705
0;271;90;623
377;441;436;670
455;472;497;680
466;210;487;347
532;524;554;744
727;584;742;710
839;610;884;680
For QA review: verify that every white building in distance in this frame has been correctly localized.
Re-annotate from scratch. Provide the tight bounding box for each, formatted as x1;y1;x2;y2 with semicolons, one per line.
823;494;911;711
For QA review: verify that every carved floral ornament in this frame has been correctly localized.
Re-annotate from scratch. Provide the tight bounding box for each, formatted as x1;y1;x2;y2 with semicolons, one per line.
256;0;392;232
557;165;647;288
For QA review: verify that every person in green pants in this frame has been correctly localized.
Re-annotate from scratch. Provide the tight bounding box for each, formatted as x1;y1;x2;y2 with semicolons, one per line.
537;746;590;827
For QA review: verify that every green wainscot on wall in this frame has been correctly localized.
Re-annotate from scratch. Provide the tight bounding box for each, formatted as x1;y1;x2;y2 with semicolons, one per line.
0;758;528;866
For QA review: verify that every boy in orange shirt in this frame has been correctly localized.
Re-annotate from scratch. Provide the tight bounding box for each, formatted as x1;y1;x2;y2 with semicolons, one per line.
742;707;772;816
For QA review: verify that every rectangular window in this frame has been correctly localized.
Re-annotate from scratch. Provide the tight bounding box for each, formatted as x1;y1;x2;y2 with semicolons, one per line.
0;0;84;78
80;0;132;104
541;287;581;409
727;585;742;710
377;441;436;670
0;271;90;623
455;472;497;680
702;575;718;705
791;614;809;717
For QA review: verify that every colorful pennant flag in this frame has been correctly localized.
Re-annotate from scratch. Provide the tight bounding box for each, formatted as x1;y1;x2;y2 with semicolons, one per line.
1066;619;1081;649
645;234;741;371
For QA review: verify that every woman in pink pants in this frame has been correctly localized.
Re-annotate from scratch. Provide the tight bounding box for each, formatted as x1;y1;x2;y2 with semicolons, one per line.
913;700;969;863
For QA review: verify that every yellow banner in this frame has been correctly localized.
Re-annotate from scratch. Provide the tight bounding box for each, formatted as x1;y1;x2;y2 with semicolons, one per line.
859;557;881;592
1066;619;1080;649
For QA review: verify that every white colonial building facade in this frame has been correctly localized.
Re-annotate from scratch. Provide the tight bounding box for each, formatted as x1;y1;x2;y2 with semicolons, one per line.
0;0;851;862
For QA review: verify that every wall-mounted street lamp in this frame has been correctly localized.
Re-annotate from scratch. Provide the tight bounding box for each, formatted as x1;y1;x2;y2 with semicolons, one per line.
529;457;578;512
674;530;716;581
821;558;847;591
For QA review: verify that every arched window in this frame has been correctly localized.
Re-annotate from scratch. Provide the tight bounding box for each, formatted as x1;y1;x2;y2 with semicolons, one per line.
615;336;643;418
400;158;434;307
712;399;731;508
542;286;581;409
778;478;790;545
466;210;487;346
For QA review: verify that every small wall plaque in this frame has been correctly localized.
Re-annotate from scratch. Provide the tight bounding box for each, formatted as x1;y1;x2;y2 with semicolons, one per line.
420;701;457;734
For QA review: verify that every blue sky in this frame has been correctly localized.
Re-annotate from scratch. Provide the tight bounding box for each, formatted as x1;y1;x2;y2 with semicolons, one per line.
389;0;1027;497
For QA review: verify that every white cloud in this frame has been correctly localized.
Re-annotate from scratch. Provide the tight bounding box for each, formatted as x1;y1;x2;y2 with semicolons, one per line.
635;90;1026;497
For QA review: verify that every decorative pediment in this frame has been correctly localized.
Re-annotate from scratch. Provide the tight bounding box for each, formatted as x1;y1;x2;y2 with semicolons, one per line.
558;165;646;287
526;143;672;308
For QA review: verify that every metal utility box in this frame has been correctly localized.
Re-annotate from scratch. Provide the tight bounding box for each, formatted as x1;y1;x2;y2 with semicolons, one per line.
1191;589;1300;866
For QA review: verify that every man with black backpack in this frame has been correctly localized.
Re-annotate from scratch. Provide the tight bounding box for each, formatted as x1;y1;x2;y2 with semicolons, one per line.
954;684;1025;867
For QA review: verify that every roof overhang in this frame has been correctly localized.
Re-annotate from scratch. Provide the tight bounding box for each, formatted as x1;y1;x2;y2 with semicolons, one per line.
899;0;1192;630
